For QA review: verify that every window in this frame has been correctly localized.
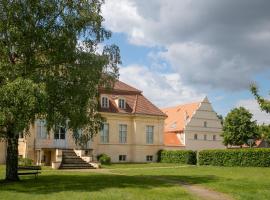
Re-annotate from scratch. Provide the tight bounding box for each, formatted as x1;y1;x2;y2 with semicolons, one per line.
204;134;207;141
118;98;126;109
37;119;48;139
204;121;207;127
119;155;126;161
213;135;216;141
100;123;109;143
146;155;153;162
101;96;109;108
194;134;198;140
54;126;66;140
119;124;127;143
146;126;154;144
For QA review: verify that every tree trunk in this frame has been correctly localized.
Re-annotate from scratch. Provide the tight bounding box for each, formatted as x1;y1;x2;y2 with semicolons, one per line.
5;133;19;181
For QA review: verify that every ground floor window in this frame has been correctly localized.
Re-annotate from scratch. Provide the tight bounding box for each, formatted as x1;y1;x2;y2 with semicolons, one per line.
146;155;153;162
213;135;216;141
119;155;126;161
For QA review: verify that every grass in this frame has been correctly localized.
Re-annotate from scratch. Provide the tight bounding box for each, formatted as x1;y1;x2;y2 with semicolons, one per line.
109;164;270;200
0;165;195;200
1;164;270;200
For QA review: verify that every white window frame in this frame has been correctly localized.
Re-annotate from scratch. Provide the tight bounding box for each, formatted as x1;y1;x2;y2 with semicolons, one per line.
101;96;109;108
54;125;66;140
37;119;48;139
100;123;109;143
118;98;126;109
146;125;154;144
119;155;127;161
119;124;127;144
146;155;153;162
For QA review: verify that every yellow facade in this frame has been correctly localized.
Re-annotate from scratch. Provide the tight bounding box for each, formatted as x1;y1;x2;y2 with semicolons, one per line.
92;112;165;162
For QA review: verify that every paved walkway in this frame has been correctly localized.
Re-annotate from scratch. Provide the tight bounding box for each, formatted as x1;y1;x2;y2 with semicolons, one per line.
58;168;234;200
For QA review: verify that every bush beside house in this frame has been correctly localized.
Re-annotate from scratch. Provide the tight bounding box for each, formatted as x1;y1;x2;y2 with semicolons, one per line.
199;148;270;167
97;154;111;165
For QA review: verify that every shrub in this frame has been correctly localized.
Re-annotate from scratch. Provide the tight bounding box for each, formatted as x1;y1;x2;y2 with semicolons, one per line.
199;148;270;167
18;157;33;166
159;150;197;165
97;154;111;165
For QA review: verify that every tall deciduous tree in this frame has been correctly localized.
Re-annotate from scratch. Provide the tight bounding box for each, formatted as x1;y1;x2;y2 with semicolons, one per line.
250;84;270;113
222;107;259;147
0;0;120;181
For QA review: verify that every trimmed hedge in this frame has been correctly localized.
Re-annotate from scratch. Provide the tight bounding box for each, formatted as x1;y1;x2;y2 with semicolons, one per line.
159;150;197;165
199;148;270;167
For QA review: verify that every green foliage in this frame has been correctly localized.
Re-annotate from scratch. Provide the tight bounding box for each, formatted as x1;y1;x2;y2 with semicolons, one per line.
159;150;197;165
97;154;111;165
258;124;270;142
250;84;270;113
222;107;259;146
199;148;270;167
0;0;120;140
18;157;33;166
0;0;120;180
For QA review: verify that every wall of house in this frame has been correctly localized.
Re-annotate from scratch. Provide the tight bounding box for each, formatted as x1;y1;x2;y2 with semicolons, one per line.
92;113;165;162
185;99;225;150
0;141;6;164
18;122;79;165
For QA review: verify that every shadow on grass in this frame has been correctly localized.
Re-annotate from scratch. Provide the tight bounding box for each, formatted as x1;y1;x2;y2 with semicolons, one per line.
0;172;220;195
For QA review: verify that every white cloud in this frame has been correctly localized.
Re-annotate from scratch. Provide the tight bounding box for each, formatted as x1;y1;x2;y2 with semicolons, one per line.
119;65;204;108
102;0;270;90
236;99;270;124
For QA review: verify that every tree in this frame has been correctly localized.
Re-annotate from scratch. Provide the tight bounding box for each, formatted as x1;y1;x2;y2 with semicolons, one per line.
0;1;120;181
222;107;259;147
258;124;270;142
250;84;270;113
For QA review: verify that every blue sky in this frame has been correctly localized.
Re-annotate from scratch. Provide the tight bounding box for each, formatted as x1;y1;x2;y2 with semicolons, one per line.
101;0;270;124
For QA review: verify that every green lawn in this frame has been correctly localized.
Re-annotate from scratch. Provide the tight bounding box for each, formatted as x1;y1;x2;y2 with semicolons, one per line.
1;164;270;200
0;165;195;200
110;164;270;200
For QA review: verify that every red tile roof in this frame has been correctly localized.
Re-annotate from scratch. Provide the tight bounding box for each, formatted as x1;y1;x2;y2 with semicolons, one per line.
99;80;166;117
164;133;184;146
162;102;200;133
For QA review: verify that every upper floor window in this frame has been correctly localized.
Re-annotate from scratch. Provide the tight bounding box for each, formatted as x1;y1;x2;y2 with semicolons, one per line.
100;123;109;143
213;135;216;141
37;119;48;139
118;98;126;109
119;124;127;143
204;121;207;127
54;126;66;140
194;134;198;140
101;96;109;108
146;125;154;144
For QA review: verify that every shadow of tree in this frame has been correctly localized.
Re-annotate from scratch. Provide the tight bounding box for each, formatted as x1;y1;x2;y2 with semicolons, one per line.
0;172;220;195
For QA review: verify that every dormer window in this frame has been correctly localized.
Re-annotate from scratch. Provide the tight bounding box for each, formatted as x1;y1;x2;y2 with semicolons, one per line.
101;96;109;108
118;98;126;109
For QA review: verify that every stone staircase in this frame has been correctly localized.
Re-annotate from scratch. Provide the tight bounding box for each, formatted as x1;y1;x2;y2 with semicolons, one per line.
60;149;95;169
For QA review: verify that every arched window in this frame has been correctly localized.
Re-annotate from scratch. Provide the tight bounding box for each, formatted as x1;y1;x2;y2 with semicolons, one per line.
213;135;216;141
194;134;198;140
